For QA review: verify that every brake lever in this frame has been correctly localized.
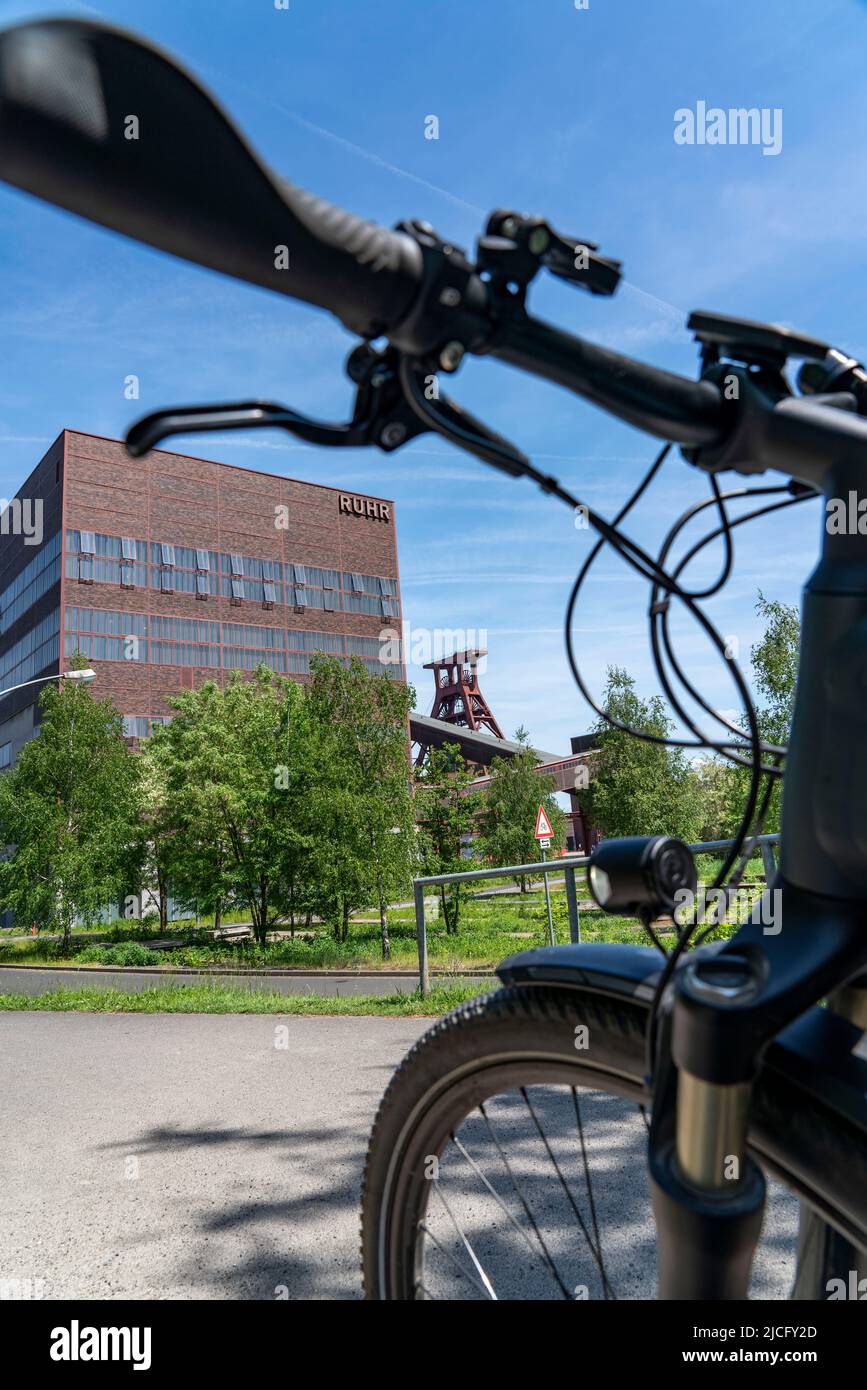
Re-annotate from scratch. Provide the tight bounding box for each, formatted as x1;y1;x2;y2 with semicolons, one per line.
126;400;365;457
125;342;538;492
125;343;431;458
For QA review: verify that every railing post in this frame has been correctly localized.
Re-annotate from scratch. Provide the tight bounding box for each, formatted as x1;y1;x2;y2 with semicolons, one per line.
565;865;581;943
414;879;430;997
759;839;777;886
540;847;555;947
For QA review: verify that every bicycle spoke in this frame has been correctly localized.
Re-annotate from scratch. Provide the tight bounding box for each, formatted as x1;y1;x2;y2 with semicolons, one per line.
572;1087;611;1300
450;1126;572;1300
520;1086;617;1300
428;1182;498;1299
476;1103;573;1300
419;1221;491;1299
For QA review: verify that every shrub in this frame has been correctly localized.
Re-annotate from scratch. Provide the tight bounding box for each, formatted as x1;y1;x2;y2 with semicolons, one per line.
76;942;162;967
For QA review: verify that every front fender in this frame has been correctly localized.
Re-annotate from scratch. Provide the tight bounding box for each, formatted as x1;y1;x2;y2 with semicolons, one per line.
496;941;664;1004
495;941;867;1143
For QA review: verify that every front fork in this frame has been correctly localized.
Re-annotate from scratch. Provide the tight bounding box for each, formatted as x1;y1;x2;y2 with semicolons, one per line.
647;880;867;1299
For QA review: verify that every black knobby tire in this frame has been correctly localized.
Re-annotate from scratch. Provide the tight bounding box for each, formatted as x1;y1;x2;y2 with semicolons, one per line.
360;984;867;1300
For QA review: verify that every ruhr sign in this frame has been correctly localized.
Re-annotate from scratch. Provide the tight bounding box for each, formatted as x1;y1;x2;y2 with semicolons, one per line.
339;493;391;522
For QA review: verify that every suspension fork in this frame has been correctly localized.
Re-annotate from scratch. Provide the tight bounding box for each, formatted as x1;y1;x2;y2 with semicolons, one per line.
647;881;867;1299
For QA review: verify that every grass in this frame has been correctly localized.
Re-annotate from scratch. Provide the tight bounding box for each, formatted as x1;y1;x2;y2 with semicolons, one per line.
0;872;770;1014
0;871;767;973
0;983;485;1015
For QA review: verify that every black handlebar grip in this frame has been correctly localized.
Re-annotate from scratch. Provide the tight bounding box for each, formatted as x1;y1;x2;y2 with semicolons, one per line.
0;18;424;337
271;178;423;336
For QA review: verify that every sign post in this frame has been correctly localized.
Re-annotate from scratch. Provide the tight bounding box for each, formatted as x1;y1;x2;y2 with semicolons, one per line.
534;805;556;947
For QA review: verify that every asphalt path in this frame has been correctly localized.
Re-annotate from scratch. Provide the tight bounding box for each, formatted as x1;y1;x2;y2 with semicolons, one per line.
0;1013;798;1300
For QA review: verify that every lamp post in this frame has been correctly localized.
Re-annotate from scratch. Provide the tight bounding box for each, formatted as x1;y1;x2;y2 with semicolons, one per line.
0;668;95;699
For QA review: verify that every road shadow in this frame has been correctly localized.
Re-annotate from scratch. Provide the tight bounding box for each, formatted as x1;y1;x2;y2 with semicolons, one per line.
96;1119;370;1299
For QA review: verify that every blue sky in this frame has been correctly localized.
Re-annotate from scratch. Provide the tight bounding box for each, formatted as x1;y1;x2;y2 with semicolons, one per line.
1;0;865;757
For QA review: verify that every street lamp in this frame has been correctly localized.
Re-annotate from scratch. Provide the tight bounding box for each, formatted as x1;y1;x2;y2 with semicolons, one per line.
0;668;95;699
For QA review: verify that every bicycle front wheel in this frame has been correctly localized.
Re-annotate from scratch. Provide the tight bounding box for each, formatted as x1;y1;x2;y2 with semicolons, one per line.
361;984;867;1300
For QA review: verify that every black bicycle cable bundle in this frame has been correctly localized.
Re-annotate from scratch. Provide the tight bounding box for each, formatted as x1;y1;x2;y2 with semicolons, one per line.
560;446;810;1073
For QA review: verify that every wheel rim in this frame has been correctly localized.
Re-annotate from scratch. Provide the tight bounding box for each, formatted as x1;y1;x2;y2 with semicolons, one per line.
381;1059;801;1301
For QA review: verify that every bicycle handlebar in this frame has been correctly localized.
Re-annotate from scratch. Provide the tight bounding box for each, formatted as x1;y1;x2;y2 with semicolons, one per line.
491;316;726;448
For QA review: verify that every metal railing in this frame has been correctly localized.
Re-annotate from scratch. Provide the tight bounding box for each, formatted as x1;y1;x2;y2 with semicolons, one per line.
412;833;780;995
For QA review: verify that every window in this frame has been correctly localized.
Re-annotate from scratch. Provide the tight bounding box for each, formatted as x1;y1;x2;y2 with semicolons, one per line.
293;585;306;609
323;590;335;612
78;555;93;583
120;565;135;590
66;607;147;638
151;615;218;643
263;580;277;608
160;542;175;567
122;716;150;739
121;537;136;561
293;563;307;584
351;573;364;593
195;573;210;599
195;548;210;573
79;531;96;555
0;741;11;769
230;553;244;577
230;577;244;604
161;569;174;594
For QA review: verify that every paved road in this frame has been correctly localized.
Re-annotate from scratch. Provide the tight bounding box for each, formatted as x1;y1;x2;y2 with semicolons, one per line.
0;1013;427;1300
0;1013;799;1300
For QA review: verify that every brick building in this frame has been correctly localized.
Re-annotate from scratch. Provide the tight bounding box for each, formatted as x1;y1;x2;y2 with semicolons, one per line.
0;429;403;761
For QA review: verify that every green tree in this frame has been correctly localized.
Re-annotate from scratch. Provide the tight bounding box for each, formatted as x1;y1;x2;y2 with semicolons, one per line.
307;656;415;960
415;742;479;933
717;592;801;837
478;728;565;890
582;667;701;842
154;667;316;944
137;739;173;930
693;756;731;845
0;671;142;948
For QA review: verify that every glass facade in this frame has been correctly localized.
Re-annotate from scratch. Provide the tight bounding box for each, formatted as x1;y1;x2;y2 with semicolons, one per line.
64;607;398;678
0;530;61;634
0;609;60;688
65;529;398;614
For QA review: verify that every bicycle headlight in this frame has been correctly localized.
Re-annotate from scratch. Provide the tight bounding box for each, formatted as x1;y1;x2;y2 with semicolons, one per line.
587;836;696;917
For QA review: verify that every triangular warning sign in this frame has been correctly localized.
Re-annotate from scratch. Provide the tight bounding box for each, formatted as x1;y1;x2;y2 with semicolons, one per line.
534;805;553;839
